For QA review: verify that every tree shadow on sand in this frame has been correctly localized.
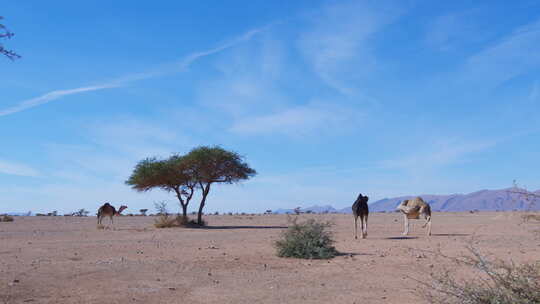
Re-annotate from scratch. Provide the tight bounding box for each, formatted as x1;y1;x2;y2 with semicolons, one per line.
336;252;375;257
195;225;288;230
385;236;419;240
385;233;470;240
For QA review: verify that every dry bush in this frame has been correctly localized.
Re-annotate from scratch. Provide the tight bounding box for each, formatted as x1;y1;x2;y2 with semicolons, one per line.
154;214;179;228
419;246;540;304
275;217;338;259
154;215;207;228
522;213;540;222
176;215;206;227
0;215;14;222
153;201;178;228
152;202;207;229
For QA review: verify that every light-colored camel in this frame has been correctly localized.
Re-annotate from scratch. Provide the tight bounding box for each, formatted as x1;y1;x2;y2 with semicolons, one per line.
396;197;431;236
352;193;369;239
97;203;127;228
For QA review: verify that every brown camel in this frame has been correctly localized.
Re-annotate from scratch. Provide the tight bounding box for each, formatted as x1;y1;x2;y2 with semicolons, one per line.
396;197;432;236
97;203;127;227
352;193;369;239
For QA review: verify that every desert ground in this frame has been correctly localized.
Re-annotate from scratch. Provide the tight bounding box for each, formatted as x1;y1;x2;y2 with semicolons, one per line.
0;212;538;304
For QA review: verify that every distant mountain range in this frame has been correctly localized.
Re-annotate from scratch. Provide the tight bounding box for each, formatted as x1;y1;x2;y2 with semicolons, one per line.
3;188;539;215
273;188;540;214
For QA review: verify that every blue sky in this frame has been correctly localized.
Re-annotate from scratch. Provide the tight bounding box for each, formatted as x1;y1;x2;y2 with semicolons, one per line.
1;0;540;214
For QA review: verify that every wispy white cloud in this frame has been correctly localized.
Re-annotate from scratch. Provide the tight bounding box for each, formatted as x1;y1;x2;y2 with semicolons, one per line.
0;159;40;177
0;26;270;117
88;118;195;158
462;18;540;88
0;84;120;116
177;25;272;71
425;9;491;51
298;1;402;95
380;139;496;172
43;117;196;183
229;102;360;136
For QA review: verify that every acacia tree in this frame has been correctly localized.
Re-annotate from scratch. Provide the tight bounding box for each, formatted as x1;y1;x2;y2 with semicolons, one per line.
1;17;20;60
125;155;197;218
183;146;257;225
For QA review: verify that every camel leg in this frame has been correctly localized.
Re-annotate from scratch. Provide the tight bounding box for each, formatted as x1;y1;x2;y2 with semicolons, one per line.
363;215;368;238
354;216;358;239
359;217;365;239
421;215;429;228
426;217;432;236
402;214;409;235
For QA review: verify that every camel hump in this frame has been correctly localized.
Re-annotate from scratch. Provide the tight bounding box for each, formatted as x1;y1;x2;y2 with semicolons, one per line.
409;197;427;206
412;196;425;202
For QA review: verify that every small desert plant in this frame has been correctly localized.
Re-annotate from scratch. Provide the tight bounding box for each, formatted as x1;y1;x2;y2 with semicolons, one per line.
154;201;177;228
0;215;14;222
154;215;179;228
419;246;540;304
153;202;207;228
522;213;540;222
275;218;338;259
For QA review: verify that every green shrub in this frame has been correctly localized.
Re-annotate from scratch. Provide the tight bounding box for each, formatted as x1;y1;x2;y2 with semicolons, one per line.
421;246;540;304
275;218;338;259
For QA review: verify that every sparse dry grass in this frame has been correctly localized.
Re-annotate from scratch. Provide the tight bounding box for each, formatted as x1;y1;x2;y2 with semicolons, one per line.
154;214;179;228
419;246;540;304
522;213;540;222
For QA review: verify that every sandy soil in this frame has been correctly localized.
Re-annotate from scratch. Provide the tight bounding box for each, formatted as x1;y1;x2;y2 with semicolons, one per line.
0;212;538;304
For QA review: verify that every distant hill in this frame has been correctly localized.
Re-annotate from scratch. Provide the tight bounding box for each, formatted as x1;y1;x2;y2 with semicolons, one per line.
277;188;539;214
352;188;540;213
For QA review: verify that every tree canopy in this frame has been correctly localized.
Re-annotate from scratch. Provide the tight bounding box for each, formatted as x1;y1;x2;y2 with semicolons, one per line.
0;17;20;60
183;146;257;224
125;155;196;218
126;146;256;225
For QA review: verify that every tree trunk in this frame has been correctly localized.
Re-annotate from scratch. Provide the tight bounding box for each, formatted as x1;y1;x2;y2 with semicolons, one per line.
174;187;188;218
197;183;211;225
180;203;188;218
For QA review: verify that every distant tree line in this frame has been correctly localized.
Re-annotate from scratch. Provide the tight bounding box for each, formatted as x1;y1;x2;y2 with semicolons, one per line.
126;146;256;225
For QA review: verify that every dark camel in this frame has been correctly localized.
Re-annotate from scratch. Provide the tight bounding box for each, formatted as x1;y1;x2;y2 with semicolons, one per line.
352;193;369;239
97;203;127;227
